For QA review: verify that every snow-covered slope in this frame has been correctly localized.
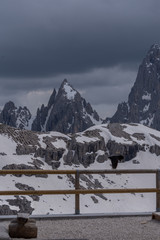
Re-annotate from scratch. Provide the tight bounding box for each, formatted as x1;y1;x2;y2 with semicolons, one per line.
0;123;160;215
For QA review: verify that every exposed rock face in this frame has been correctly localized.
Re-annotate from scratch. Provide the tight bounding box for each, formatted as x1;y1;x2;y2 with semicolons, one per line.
0;101;32;130
7;196;34;214
32;79;101;134
110;44;160;131
0;196;34;215
2;164;48;178
16;144;37;155
0;205;18;215
64;130;107;167
15;183;40;201
2;122;160;170
106;123;141;161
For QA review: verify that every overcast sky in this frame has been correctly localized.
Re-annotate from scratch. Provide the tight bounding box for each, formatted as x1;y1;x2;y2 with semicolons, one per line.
0;0;160;118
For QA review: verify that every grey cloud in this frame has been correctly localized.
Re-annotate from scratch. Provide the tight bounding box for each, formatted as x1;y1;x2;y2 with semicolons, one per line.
0;65;136;94
0;66;137;119
0;0;160;79
93;103;118;119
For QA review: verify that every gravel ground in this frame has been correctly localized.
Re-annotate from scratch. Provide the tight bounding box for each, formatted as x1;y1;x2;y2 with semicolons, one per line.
1;216;160;240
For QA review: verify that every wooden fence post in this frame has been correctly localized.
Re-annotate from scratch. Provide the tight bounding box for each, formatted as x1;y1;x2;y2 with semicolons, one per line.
75;170;80;214
156;170;160;212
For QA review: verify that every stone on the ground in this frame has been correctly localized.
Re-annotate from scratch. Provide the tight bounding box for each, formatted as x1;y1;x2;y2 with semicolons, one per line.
8;214;37;238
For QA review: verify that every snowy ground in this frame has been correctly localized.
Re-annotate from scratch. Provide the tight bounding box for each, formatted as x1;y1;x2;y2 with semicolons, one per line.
0;123;160;215
0;152;159;215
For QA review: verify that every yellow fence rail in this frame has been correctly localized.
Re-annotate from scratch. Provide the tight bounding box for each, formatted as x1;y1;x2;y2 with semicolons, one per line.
0;169;159;214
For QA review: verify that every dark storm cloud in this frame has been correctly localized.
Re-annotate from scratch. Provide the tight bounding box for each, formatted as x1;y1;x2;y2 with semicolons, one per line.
0;0;160;117
0;0;160;81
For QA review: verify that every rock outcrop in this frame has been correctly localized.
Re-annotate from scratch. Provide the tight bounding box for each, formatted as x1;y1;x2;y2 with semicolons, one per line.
2;122;160;171
2;122;160;170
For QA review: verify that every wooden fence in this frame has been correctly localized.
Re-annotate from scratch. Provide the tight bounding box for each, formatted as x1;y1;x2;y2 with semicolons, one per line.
0;169;159;214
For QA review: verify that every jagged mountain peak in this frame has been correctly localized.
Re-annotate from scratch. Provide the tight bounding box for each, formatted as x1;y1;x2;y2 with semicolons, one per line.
58;79;78;101
61;78;68;85
144;44;160;60
144;43;160;67
0;80;101;133
32;79;102;134
4;101;15;109
149;43;160;51
110;44;160;131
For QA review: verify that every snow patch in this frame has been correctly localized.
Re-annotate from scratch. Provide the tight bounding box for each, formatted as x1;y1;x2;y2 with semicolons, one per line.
142;92;151;101
140;114;155;127
41;105;54;132
89;114;102;125
63;82;76;100
146;62;152;68
143;103;150;113
82;107;101;125
76;135;100;143
52;139;67;149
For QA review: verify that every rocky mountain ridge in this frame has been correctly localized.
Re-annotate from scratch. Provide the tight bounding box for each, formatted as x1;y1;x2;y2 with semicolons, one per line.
2;44;160;133
0;79;101;134
110;44;160;130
